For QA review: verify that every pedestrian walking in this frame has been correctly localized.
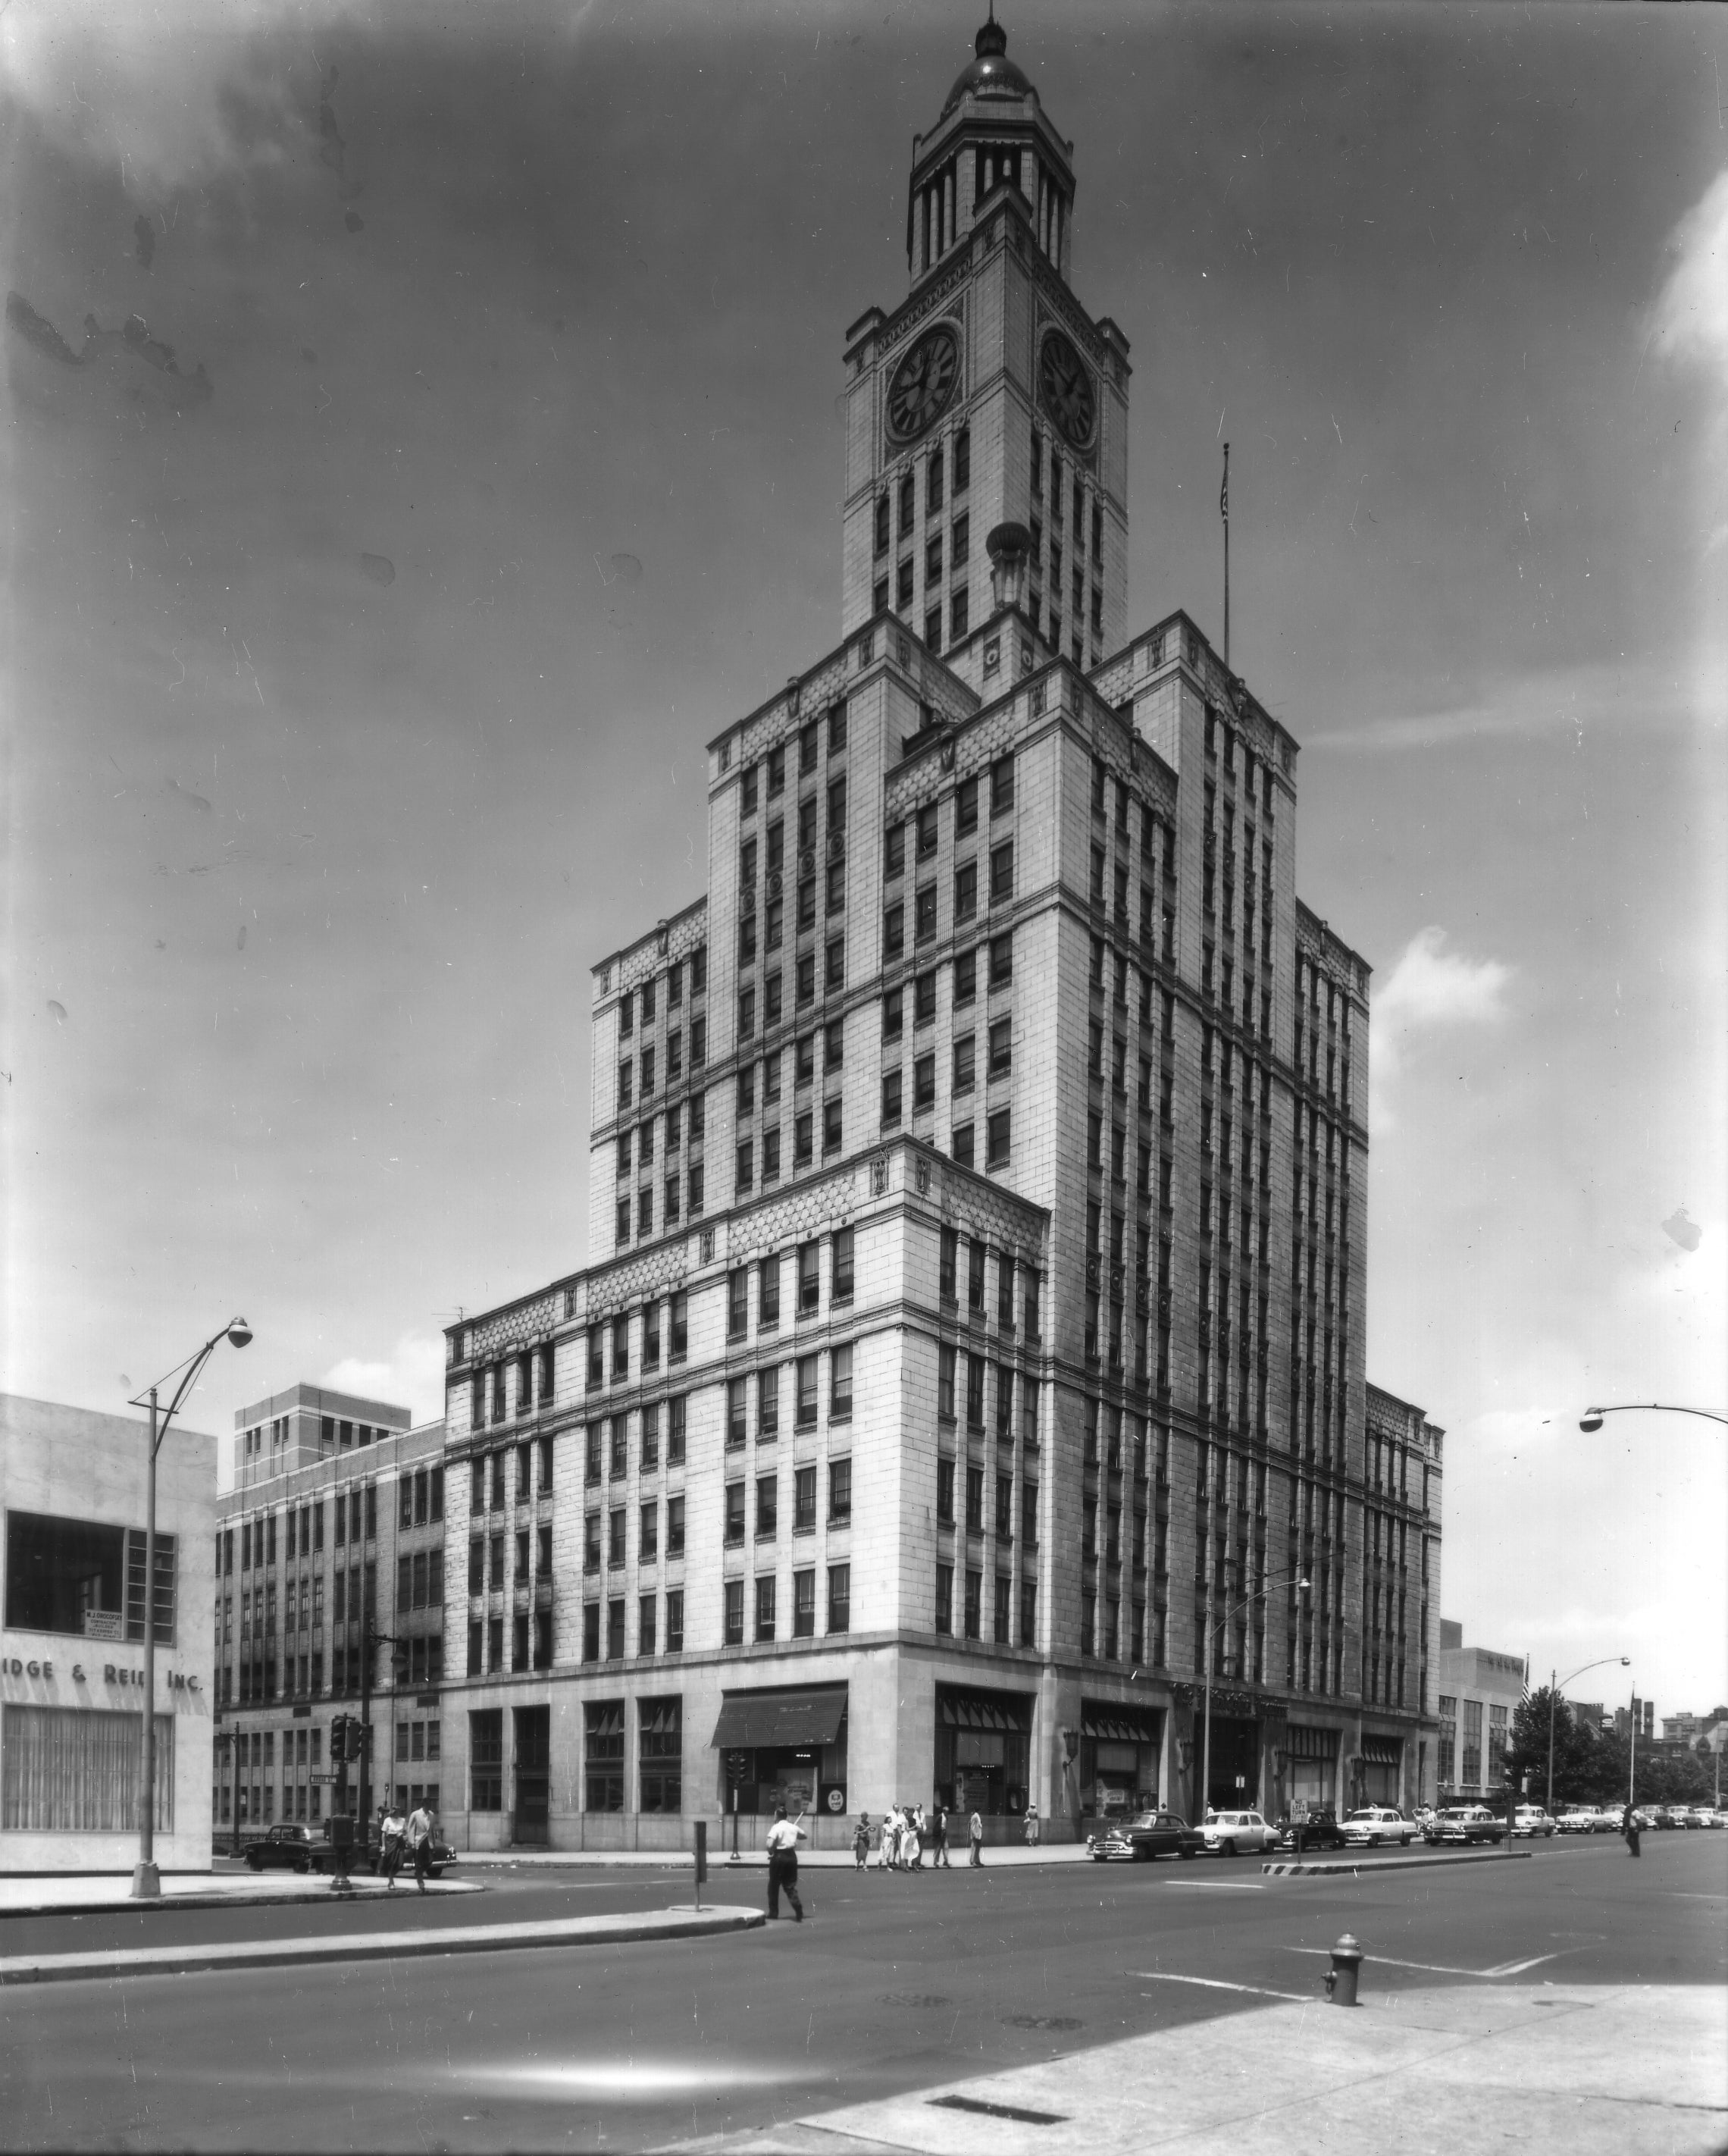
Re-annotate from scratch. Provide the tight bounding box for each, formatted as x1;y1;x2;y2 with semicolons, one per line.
405;1799;437;1894
931;1806;950;1867
378;1803;406;1888
904;1807;923;1870
853;1812;872;1869
1622;1801;1642;1858
875;1806;895;1870
1023;1802;1041;1848
765;1803;806;1921
969;1807;985;1866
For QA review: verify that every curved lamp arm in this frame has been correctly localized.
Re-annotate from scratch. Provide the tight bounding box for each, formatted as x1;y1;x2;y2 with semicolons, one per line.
1579;1403;1727;1433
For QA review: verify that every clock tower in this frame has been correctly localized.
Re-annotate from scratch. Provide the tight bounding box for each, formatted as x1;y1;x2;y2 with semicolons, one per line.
840;17;1131;696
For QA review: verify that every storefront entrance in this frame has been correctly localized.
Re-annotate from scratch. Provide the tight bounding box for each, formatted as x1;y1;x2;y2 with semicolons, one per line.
1285;1723;1339;1812
1205;1715;1260;1810
1079;1703;1163;1819
1360;1733;1403;1806
934;1685;1032;1816
711;1684;848;1817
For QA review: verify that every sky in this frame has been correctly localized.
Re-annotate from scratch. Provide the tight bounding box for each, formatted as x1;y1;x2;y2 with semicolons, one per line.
3;0;1724;1719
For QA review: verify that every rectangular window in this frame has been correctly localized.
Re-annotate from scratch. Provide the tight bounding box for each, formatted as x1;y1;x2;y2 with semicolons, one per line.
934;1563;953;1635
755;1575;777;1642
584;1700;625;1811
953;1033;976;1095
828;1457;852;1525
915;885;938;942
954;860;978;923
989;933;1013;989
666;1494;685;1559
989;841;1014;904
793;1569;816;1638
470;1708;504;1812
913;1052;936;1111
823;1097;842;1155
756;1473;778;1541
796;1355;819;1430
937;1458;956;1525
670;1293;688;1359
986;1108;1011;1170
884;902;905;960
0;1706;174;1832
798;1239;821;1315
727;1377;747;1449
830;1342;853;1420
828;1563;851;1634
724;1580;744;1645
938;1343;956;1421
991;754;1016;817
607;1599;625;1659
724;1484;746;1546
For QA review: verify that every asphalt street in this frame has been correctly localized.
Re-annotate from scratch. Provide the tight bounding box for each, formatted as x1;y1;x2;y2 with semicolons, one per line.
3;1834;1722;2153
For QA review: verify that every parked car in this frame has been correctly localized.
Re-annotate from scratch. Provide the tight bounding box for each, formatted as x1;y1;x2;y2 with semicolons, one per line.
1272;1809;1348;1852
1689;1807;1723;1829
1423;1805;1505;1846
1512;1806;1557;1838
1199;1808;1279;1857
1086;1810;1204;1863
243;1823;325;1873
1556;1805;1601;1835
1340;1806;1415;1848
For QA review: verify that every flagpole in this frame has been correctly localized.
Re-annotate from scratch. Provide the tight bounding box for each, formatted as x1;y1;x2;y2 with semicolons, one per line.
1221;443;1230;670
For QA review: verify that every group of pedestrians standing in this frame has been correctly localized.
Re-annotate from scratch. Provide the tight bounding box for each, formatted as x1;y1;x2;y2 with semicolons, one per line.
847;1803;991;1868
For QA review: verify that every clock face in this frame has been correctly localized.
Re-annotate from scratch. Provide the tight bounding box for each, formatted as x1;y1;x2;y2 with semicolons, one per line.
885;324;960;444
1039;330;1097;450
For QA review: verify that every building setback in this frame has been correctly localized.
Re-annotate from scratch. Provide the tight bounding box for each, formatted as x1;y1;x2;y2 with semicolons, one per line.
1435;1621;1526;1804
213;1387;449;1835
438;20;1445;1847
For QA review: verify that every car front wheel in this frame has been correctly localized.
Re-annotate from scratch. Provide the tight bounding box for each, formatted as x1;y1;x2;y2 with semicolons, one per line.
1220;1838;1238;1858
1180;1846;1198;1860
295;1858;311;1874
246;1853;263;1871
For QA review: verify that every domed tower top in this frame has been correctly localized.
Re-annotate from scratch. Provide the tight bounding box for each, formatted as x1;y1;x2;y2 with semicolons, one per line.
941;17;1036;115
906;14;1076;286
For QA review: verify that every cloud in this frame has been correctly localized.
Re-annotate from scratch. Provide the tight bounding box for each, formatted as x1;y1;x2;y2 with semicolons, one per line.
321;1332;446;1425
1302;659;1695;754
1651;167;1728;381
1370;926;1513;1129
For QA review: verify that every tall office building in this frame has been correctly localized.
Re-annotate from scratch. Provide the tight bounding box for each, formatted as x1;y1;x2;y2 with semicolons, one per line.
440;20;1439;1847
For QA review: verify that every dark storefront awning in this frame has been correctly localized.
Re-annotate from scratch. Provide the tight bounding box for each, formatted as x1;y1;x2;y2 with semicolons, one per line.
710;1686;849;1750
1286;1724;1341;1762
1360;1734;1404;1766
1081;1709;1160;1744
938;1690;1032;1733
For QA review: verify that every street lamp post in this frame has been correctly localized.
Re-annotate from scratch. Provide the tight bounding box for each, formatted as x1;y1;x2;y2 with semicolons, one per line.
127;1318;252;1899
1578;1403;1728;1433
1198;1565;1310;1823
1548;1656;1629;1816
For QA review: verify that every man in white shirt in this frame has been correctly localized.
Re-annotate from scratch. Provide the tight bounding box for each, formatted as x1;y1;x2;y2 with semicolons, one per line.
764;1803;806;1921
405;1800;437;1894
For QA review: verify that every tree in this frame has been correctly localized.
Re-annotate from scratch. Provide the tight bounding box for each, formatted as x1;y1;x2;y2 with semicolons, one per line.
1506;1687;1597;1807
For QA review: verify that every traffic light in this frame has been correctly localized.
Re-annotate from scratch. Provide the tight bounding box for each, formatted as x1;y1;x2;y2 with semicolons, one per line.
330;1716;358;1763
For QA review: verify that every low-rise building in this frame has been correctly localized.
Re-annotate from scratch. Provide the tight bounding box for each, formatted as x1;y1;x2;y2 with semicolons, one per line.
213;1386;446;1840
2;1393;216;1873
1435;1621;1525;1804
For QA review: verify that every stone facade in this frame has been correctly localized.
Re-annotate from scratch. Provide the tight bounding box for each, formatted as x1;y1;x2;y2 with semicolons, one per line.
431;20;1442;1848
212;1388;448;1839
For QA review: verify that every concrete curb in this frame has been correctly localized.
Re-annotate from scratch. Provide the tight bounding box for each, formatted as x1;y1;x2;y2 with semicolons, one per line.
0;1903;765;1986
1263;1849;1532;1877
0;1880;482;1920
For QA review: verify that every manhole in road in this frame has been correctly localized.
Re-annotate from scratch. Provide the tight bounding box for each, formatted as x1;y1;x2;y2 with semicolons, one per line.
880;1992;953;2009
1001;2013;1084;2031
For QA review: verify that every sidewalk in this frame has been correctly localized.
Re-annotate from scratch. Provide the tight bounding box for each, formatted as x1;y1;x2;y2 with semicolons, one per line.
0;1902;764;1986
0;1871;479;1918
670;1982;1728;2155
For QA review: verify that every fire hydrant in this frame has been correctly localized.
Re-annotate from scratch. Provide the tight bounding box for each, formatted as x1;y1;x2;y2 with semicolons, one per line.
1323;1932;1363;2006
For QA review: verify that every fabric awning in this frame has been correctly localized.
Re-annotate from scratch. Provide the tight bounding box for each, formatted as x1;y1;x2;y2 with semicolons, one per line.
1360;1734;1404;1766
1286;1724;1341;1761
937;1689;1032;1733
1081;1710;1160;1744
710;1686;848;1750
